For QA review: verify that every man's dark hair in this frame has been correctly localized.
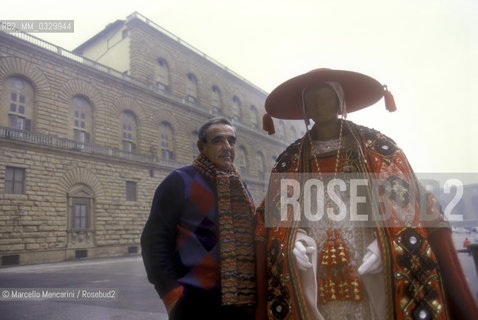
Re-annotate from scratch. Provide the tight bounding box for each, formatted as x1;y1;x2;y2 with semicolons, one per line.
198;117;235;143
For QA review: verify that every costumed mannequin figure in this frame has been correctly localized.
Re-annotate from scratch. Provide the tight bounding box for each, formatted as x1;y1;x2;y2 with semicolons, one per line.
255;69;478;320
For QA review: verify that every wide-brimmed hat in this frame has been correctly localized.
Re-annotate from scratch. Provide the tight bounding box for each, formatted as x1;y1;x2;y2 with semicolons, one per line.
263;68;396;134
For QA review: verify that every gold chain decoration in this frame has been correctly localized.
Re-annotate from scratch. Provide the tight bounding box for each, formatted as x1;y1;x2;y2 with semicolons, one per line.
317;228;364;304
307;119;364;305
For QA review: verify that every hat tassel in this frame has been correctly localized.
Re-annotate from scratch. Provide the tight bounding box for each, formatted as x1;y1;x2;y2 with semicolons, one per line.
384;85;397;112
263;113;275;135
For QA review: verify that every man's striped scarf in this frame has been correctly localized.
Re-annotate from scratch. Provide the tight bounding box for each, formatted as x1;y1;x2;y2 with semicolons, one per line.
193;153;256;306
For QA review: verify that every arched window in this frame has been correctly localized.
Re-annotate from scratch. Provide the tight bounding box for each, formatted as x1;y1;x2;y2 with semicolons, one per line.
250;105;259;129
2;77;34;131
236;146;248;175
256;152;265;178
67;184;95;246
232;96;241;121
186;73;198;103
71;96;93;144
192;130;199;160
156;58;169;91
290;126;297;140
121;111;137;153
69;184;92;231
279;120;286;139
73;198;88;229
211;86;222;114
160;122;174;160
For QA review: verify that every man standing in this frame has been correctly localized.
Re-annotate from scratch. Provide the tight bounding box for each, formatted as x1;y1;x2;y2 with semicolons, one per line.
141;117;256;319
464;237;471;249
464;238;471;255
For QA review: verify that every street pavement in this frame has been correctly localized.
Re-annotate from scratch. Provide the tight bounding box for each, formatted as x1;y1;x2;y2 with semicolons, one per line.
451;232;478;302
0;233;476;320
0;255;167;320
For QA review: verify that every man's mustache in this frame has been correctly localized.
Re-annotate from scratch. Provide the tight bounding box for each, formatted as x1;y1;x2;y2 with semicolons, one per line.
220;152;233;158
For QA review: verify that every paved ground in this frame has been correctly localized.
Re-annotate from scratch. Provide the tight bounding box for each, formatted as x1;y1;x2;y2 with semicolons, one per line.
0;255;167;320
451;232;478;301
0;232;476;320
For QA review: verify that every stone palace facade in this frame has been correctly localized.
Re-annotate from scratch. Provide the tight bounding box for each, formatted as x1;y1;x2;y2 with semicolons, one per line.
0;12;304;266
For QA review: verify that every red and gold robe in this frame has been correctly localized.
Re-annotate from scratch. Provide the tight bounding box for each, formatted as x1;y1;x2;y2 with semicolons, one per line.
255;122;477;320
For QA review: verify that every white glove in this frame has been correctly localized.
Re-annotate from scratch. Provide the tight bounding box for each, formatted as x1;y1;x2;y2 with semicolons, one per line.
358;239;383;275
293;240;315;271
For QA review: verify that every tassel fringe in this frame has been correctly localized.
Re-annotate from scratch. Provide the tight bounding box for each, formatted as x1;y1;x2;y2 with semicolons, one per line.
262;113;275;135
384;85;397;112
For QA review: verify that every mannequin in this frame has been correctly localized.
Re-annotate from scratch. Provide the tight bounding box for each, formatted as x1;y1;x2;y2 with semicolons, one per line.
255;68;478;320
291;82;384;319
